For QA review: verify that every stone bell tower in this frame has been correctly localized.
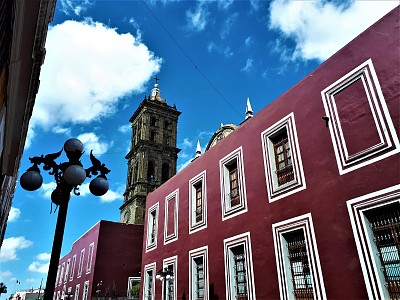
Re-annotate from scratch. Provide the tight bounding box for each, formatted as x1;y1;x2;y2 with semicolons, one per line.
120;78;181;224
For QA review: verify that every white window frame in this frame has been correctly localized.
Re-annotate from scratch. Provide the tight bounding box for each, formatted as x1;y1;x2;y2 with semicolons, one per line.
146;202;159;252
86;242;94;274
272;213;326;300
223;232;256;300
143;262;156;300
70;254;77;281
321;59;400;174
59;262;65;286
347;184;400;299
64;259;70;283
127;277;141;298
219;146;248;220
189;170;207;234
74;284;80;300
82;281;89;300
163;256;178;300
261;112;306;202
57;291;60;300
77;248;85;278
164;189;179;244
189;246;209;300
56;266;60;287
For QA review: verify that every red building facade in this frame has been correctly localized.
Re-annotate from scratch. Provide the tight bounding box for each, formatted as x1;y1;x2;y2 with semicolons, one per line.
54;221;143;300
140;7;399;300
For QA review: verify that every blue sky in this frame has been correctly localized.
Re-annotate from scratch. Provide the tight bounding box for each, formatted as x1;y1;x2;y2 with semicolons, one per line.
0;0;397;297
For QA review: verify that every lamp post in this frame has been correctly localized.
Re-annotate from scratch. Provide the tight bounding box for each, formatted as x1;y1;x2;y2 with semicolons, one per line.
19;138;110;300
156;268;174;300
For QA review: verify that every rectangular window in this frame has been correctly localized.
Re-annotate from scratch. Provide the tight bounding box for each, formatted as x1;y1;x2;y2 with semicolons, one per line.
86;242;94;274
64;259;70;283
189;246;209;300
164;190;179;244
272;213;326;300
59;263;65;286
56;266;60;287
82;281;89;300
70;255;77;281
271;131;294;186
283;230;313;299
189;171;207;234
78;249;85;277
163;256;177;300
261;113;306;202
220;147;248;220
127;277;141;299
74;284;80;300
57;291;60;300
347;184;400;299
228;161;240;207
224;233;255;300
146;203;159;251
143;263;156;300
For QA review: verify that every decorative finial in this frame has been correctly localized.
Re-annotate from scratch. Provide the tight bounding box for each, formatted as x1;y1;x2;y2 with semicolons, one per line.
192;140;202;162
245;97;253;120
154;76;159;84
220;123;224;128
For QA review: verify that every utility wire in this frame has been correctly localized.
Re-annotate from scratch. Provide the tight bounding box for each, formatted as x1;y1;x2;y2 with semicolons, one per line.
141;0;242;118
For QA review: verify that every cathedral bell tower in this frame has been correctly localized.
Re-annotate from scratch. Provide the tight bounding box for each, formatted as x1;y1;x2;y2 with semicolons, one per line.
120;78;181;224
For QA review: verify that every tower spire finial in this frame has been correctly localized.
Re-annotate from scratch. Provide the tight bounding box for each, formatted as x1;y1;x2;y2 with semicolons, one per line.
245;97;253;120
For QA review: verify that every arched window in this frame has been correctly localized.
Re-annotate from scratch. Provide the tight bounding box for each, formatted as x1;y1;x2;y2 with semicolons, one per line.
147;161;155;182
162;163;170;184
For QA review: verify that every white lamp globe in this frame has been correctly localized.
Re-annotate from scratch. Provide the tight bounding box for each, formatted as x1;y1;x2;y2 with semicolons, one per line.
63;165;86;185
89;176;109;196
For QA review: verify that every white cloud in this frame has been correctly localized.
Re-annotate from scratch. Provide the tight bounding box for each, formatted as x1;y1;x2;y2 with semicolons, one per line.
269;0;398;61
250;0;260;11
180;138;193;149
186;2;210;32
118;124;131;133
77;132;110;156
8;207;21;222
0;236;33;262
221;12;239;39
245;36;253;48
60;0;94;16
218;0;234;10
33;19;161;131
241;58;254;72
0;271;12;281
36;253;51;261
100;188;123;203
207;42;234;58
28;261;49;274
52;126;71;135
40;182;57;199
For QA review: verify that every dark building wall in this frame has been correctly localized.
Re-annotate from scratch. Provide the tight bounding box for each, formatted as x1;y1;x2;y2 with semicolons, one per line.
55;221;143;300
141;7;399;300
94;222;143;298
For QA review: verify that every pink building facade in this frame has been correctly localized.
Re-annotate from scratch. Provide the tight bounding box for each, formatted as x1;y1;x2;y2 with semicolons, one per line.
140;7;399;300
54;221;143;300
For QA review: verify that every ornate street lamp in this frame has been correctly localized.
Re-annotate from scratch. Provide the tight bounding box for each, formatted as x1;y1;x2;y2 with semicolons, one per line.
156;268;174;300
19;138;110;300
96;281;103;300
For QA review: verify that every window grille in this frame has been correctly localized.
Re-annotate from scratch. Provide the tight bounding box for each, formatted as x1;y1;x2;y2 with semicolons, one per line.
150;211;156;244
146;270;153;300
194;257;205;300
368;206;400;299
234;253;248;300
228;162;240;207
272;132;294;186
195;184;203;223
285;230;314;300
166;265;174;300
